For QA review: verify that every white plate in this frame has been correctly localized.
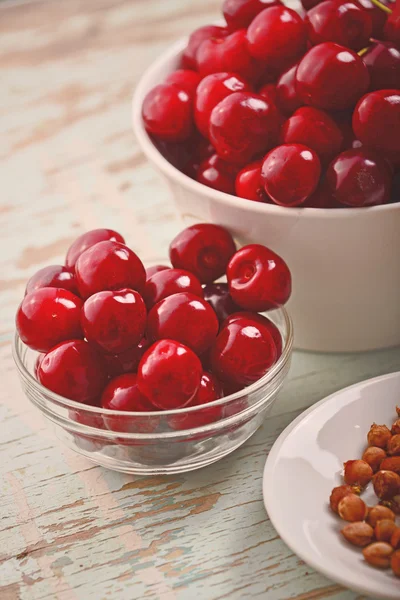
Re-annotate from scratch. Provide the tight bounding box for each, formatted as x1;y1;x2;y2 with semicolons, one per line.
263;372;400;599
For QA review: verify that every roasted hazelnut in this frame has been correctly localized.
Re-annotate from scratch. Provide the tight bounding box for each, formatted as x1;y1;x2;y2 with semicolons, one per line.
392;419;400;435
367;424;392;449
338;494;368;522
387;434;400;456
366;505;396;527
362;446;387;473
343;460;373;488
375;519;397;543
391;550;400;577
373;471;400;500
363;542;393;568
329;485;354;514
391;528;400;550
341;522;374;547
380;456;400;475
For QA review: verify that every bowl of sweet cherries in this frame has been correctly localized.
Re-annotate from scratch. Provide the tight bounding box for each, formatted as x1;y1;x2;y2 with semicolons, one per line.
132;0;400;353
13;226;293;474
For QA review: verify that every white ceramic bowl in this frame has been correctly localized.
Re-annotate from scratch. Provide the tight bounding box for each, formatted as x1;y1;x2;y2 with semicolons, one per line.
132;39;400;353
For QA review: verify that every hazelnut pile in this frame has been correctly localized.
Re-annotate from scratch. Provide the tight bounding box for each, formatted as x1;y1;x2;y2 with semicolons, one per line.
329;406;400;577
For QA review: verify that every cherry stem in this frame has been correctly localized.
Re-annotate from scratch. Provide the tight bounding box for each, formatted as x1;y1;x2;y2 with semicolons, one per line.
368;0;392;14
358;46;369;56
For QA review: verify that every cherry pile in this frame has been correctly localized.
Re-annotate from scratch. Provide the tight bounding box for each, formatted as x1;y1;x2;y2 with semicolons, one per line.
16;226;291;428
329;407;400;577
142;0;400;208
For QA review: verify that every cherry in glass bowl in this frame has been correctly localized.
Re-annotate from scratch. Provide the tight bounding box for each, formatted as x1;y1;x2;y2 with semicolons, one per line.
13;292;292;475
132;36;400;353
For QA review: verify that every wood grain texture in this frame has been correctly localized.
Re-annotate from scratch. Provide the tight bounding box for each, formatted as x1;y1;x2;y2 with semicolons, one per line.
0;0;399;599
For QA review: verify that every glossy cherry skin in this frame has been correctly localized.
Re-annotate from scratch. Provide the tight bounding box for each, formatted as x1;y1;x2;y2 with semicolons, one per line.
194;72;251;138
296;43;370;110
223;311;283;356
38;340;107;403
169;371;223;430
142;83;193;142
104;338;150;378
66;228;125;270
169;223;237;284
75;241;146;299
210;319;277;387
305;1;372;50
355;0;391;38
81;288;147;354
137;339;202;409
145;265;170;280
247;7;307;69
16;288;83;352
362;42;400;91
325;148;392;207
261;144;321;206
196;30;263;84
384;13;400;48
147;292;219;356
143;268;203;310
223;0;282;30
25;265;79;296
353;90;400;155
275;64;302;115
197;154;240;194
203;282;241;324
227;244;292;311
281;107;343;165
235;160;269;202
165;70;201;97
182;25;228;70
209;92;280;164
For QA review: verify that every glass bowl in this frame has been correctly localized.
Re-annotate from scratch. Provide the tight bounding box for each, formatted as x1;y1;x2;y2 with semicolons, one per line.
13;307;293;475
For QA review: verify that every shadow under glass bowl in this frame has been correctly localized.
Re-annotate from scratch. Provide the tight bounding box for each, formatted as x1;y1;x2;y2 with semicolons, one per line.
13;307;293;475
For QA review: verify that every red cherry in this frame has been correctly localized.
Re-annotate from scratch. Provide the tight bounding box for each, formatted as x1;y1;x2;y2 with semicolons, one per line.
75;241;146;299
165;69;201;96
353;90;400;155
223;311;283;356
25;265;79;296
296;43;370;110
247;7;307;69
143;268;203;310
227;244;292;310
325;148;392;207
259;83;278;105
305;1;372;50
196;30;264;84
147;292;219;356
101;374;157;434
182;25;228;71
194;72;252;138
38;340;107;403
169;371;223;430
169;223;237;284
384;13;400;48
145;265;170;280
275;63;302;115
34;354;44;379
281;107;343;165
66;228;125;270
261;144;321;206
16;288;83;352
197;153;239;194
210;318;277;387
301;0;323;9
203;282;241;324
137;339;202;409
142;83;193;142
362;42;400;91
302;181;337;208
81;289;147;354
182;135;215;178
209;92;280;164
355;0;391;38
104;338;150;378
223;0;282;30
235;160;270;202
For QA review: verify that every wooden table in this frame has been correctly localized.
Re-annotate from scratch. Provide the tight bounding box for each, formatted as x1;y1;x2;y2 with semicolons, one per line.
1;1;400;598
